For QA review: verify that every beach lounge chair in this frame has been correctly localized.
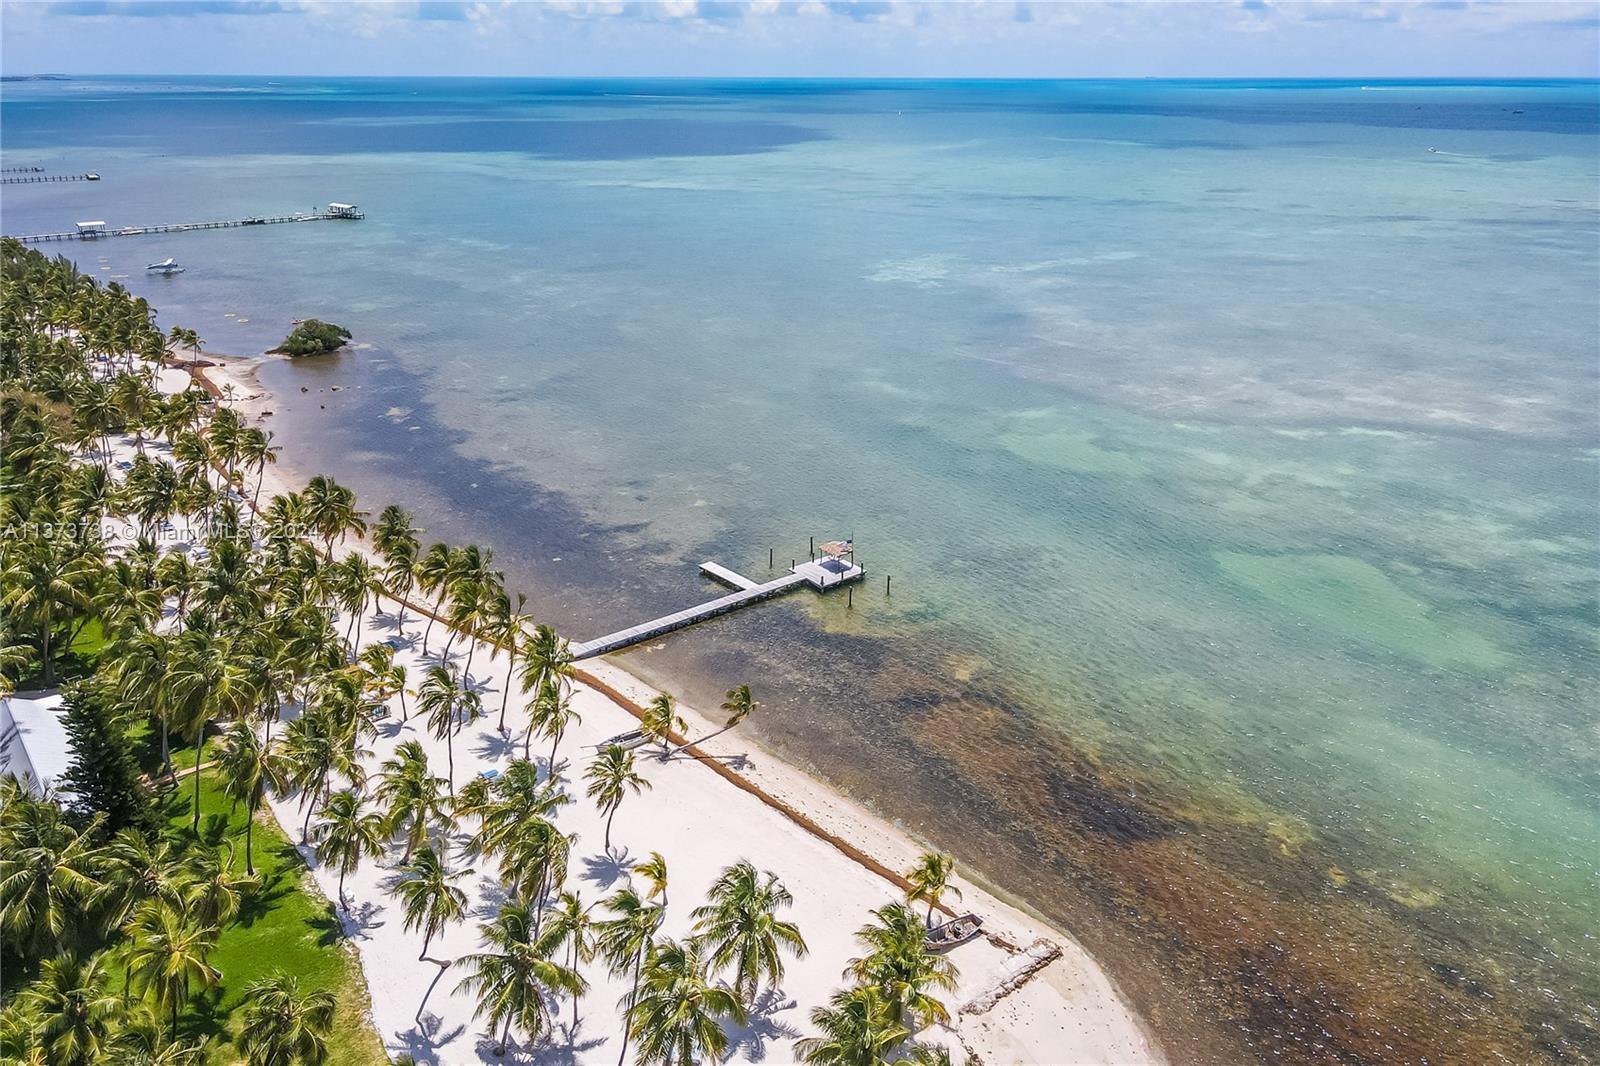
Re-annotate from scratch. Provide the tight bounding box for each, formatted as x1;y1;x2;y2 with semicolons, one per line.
479;768;500;781
365;705;390;722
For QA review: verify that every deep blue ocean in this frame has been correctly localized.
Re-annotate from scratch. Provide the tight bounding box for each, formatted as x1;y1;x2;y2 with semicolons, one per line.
4;77;1597;1062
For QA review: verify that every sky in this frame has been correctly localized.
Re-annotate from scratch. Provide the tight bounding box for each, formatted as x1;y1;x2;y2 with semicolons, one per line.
1;1;1596;79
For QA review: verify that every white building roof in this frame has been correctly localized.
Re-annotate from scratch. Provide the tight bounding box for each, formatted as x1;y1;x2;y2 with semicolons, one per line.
77;220;107;228
327;203;356;211
0;694;72;800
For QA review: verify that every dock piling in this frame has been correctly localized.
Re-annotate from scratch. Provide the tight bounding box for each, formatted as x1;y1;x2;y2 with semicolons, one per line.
886;574;891;595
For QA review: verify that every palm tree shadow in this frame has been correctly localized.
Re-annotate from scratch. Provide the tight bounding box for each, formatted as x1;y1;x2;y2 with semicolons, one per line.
579;849;633;889
233;867;294;927
441;826;476;856
724;988;803;1061
416;648;461;669
505;1028;608;1065
177;984;233;1048
669;750;753;771
471;731;517;762
390;1011;467;1066
341;898;387;939
369;610;409;635
306;909;350;948
195;812;231;848
472;879;510;921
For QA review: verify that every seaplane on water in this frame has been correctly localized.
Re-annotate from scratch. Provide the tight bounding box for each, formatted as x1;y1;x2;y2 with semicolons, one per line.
146;258;185;275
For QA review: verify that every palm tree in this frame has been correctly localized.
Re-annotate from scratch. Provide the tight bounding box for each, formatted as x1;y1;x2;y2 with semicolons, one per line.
413;542;452;653
639;692;685;754
543;890;596;1035
0;788;104;957
311;789;385;913
166;629;264;835
846;903;958;1032
236;427;279;511
0;534;96;686
595;888;663;1066
794;986;909;1066
516;623;573;744
627;937;746;1066
110;629;178;783
905;852;961;929
394;844;467;963
374;740;449;863
155;551;197;634
215;720;279;876
277;707;355;842
482;588;530;734
299;475;366;561
690;860;808;1003
534;681;581;772
334;554;378;651
472;759;570;861
357;641;405;715
633;851;669;910
455;898;584;1056
373;505;420;629
235;974;337;1066
124;901;221;1043
167;325;202;368
444;577;486;677
416;663;476;794
672;684;756;756
182;847;253;932
96;829;189;938
585;744;651;852
107;1007;207;1066
19;954;118;1066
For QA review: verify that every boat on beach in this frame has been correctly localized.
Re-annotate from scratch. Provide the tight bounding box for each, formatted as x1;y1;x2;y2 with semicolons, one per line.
926;911;985;952
146;257;185;274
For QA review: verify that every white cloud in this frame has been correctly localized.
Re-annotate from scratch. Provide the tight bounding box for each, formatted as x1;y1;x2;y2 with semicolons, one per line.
2;0;1595;76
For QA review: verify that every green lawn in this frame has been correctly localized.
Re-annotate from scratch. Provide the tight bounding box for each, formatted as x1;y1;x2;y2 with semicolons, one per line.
111;771;388;1064
68;616;111;661
128;718;220;781
8;617;112;690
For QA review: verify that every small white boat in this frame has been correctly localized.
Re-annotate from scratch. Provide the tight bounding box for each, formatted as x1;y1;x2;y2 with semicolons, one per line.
146;257;185;274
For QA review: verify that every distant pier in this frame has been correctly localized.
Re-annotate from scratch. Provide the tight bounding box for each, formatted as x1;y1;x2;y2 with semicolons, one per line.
2;172;100;185
570;548;865;660
10;202;365;244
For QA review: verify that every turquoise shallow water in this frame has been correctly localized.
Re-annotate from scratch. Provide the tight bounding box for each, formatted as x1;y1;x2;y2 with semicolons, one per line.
4;77;1597;1061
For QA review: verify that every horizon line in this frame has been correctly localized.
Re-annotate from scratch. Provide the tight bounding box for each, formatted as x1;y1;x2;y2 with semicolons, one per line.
9;72;1598;82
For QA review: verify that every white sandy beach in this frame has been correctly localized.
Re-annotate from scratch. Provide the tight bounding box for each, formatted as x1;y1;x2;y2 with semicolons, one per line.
152;354;1163;1065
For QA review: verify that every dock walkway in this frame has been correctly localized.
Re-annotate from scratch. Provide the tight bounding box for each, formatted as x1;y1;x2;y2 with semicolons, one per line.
569;551;867;661
12;208;362;244
570;571;807;659
2;173;99;185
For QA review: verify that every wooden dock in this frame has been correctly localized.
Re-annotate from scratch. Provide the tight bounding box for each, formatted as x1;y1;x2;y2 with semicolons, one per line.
2;173;99;185
569;556;864;660
11;207;363;244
